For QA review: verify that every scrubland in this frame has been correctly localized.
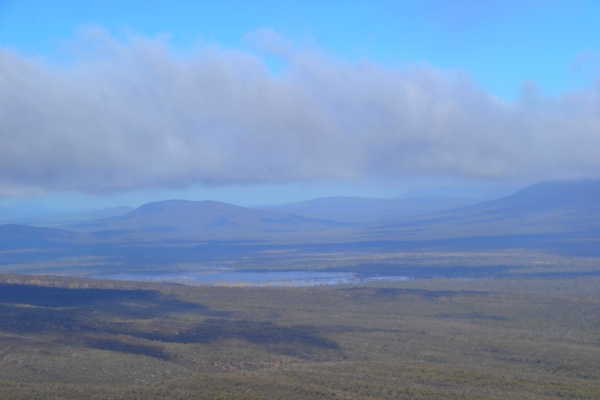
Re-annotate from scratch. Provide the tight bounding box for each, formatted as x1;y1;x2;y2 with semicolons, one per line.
0;265;599;399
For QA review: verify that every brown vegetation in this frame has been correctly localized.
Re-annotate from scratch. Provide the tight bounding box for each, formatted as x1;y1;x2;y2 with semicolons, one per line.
0;271;599;399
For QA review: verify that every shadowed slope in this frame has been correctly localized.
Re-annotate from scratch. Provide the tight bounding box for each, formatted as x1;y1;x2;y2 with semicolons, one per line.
367;180;600;239
0;224;83;250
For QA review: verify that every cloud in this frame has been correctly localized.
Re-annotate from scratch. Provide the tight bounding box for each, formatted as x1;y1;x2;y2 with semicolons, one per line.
242;27;297;59
570;49;600;70
1;28;600;195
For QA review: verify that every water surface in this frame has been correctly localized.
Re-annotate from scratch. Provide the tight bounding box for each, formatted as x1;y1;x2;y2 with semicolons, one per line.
96;269;408;287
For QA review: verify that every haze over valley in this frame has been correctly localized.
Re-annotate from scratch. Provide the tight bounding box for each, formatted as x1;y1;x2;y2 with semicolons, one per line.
2;179;600;282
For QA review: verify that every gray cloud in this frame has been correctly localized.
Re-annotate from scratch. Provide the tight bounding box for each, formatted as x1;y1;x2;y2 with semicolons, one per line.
1;28;600;195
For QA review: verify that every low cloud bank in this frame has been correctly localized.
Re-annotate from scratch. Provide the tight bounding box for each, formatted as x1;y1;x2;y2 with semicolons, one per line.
1;28;599;195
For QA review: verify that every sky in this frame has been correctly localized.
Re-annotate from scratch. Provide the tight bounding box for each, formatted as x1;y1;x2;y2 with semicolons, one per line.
0;0;599;210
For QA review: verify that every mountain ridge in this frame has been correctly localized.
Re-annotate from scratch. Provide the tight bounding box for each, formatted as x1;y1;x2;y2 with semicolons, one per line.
365;179;600;239
70;199;346;233
261;195;478;223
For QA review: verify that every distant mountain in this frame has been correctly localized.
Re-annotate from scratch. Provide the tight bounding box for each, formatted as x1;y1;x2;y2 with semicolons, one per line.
0;224;82;251
3;180;600;274
0;203;55;220
66;181;600;240
367;180;600;239
398;184;523;202
262;196;477;223
7;203;55;215
0;206;134;226
72;200;344;234
467;179;600;214
85;206;134;220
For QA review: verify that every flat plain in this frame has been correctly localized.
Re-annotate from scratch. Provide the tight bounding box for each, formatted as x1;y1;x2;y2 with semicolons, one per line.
0;266;599;399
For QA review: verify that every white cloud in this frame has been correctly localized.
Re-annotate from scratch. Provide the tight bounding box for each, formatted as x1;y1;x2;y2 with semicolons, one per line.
242;27;297;59
0;28;599;196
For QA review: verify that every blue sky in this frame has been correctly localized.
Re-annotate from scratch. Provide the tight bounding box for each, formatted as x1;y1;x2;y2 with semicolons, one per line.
2;0;598;99
0;1;599;209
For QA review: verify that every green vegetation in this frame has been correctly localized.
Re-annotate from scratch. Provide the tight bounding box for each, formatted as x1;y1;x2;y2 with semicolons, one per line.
0;272;599;399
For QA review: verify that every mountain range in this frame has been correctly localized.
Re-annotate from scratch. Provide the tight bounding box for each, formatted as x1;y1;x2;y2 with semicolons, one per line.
2;180;600;273
70;200;345;235
262;196;477;223
63;179;600;240
0;205;133;226
364;180;600;240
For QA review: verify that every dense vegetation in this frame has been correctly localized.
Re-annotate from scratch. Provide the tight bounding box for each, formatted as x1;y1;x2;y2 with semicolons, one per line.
0;272;598;399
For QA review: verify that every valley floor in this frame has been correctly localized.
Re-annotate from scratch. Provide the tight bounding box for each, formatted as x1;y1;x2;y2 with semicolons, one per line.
0;272;599;399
